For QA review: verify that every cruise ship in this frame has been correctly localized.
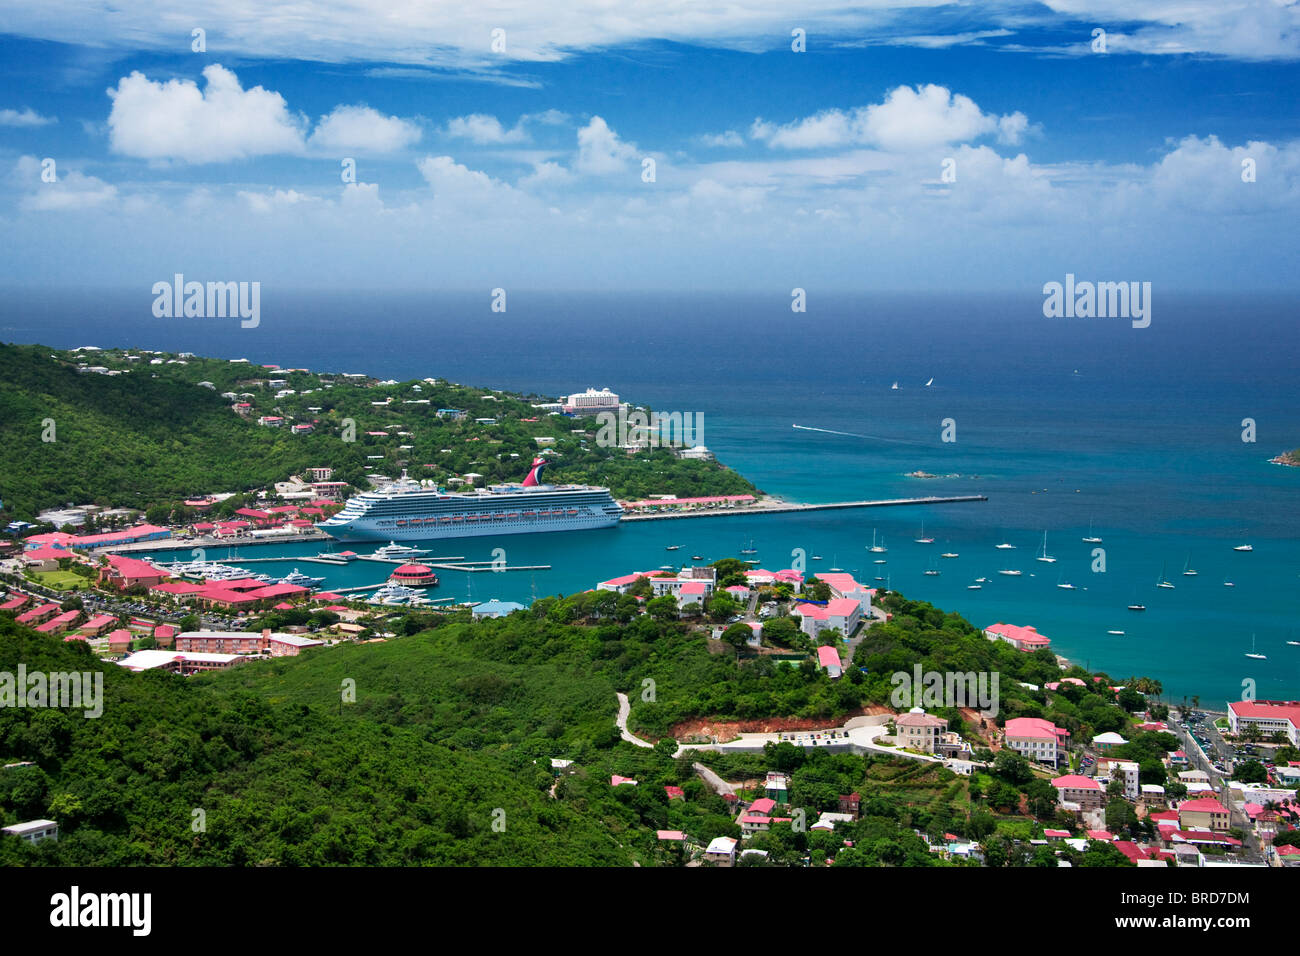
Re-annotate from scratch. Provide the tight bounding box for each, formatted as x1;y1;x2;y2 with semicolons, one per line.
318;458;623;542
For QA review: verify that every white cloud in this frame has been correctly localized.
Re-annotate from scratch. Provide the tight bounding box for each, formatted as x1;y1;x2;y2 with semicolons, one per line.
576;116;638;174
445;114;527;144
751;85;1031;152
4;1;1295;65
12;156;117;211
0;107;56;127
698;130;745;148
308;105;421;152
237;188;321;214
106;64;307;163
518;160;573;188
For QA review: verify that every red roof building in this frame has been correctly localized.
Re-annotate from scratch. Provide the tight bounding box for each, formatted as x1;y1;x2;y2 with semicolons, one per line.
98;554;169;591
985;621;1052;652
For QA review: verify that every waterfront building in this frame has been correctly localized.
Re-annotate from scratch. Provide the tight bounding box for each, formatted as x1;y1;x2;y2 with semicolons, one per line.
985;622;1052;652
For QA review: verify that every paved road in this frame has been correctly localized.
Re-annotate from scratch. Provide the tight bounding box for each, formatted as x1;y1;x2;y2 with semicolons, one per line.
615;692;655;749
693;762;740;797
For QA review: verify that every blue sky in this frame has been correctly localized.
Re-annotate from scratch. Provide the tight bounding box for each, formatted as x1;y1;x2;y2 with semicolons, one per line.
2;2;1298;292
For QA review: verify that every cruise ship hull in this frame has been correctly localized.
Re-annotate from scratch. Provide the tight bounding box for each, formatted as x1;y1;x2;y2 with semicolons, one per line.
321;510;620;542
318;481;623;543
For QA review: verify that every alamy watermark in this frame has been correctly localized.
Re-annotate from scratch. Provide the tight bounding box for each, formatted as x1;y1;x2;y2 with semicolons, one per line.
890;665;999;718
595;408;704;450
1042;274;1150;328
152;274;260;328
1;665;103;718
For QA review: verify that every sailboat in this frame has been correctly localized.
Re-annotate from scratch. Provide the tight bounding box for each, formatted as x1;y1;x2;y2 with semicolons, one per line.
1223;576;1235;587
1182;555;1198;576
740;537;757;555
869;530;887;553
924;377;934;387
1156;562;1176;589
665;545;680;551
1036;531;1057;563
1245;635;1267;660
1056;573;1076;590
1127;587;1146;611
890;381;899;390
914;522;934;544
1082;519;1102;544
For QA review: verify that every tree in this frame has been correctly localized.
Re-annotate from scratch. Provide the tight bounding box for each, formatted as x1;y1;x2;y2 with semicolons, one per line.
720;623;752;651
654;737;678;758
1105;799;1137;832
646;596;678;621
1233;760;1268;784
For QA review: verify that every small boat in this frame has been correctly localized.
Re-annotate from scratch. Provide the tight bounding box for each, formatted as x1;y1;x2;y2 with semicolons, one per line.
868;530;887;553
1128;602;1146;611
659;565;675;571
811;555;823;561
665;545;680;551
691;555;703;561
374;541;431;559
1245;635;1267;660
829;567;843;572
924;377;933;387
740;538;757;555
1182;555;1197;576
1286;640;1300;647
1057;581;1077;590
1156;562;1175;589
1036;531;1057;563
1082;519;1102;544
279;568;326;587
924;568;940;576
974;577;988;583
998;569;1022;576
874;576;886;582
890;381;899;390
1107;630;1125;636
967;584;981;590
940;552;959;559
995;542;1015;550
1233;544;1253;552
914;522;934;544
1224;578;1235;588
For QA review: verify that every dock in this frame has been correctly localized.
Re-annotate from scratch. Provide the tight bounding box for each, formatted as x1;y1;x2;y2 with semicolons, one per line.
619;495;987;521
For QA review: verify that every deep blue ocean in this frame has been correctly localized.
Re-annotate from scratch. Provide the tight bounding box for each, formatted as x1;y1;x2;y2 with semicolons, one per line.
4;288;1298;704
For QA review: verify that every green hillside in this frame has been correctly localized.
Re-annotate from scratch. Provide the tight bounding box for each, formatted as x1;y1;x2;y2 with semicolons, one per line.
0;342;757;521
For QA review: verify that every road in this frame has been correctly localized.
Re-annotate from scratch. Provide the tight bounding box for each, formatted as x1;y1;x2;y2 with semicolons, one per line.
615;692;655;749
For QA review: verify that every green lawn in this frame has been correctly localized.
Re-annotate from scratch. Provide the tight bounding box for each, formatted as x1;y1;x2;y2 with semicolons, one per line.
32;570;90;591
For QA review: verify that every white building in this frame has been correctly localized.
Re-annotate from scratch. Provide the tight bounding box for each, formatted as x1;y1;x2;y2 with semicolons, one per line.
2;819;58;844
564;387;621;415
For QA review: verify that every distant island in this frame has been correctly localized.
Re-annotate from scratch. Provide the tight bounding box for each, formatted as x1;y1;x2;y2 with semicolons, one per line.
1270;450;1300;467
0;343;758;523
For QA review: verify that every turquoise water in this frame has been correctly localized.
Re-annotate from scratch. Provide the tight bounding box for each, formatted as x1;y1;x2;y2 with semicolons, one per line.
10;288;1299;704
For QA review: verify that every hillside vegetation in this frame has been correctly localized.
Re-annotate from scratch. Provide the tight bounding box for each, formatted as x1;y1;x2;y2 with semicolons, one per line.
0;342;757;520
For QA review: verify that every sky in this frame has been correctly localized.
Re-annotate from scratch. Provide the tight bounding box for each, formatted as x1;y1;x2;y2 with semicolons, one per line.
1;1;1298;293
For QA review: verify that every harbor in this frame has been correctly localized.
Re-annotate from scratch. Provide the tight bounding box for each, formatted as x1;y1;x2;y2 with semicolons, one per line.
619;494;988;521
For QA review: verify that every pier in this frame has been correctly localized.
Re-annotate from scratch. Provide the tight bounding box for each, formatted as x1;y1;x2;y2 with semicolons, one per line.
619;494;987;522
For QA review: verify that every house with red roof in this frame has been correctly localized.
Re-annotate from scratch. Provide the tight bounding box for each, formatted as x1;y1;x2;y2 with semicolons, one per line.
1004;716;1070;765
1228;699;1300;745
98;554;169;591
1178;797;1230;832
78;613;118;637
792;597;862;639
106;629;133;653
0;594;31;612
676;580;707;609
21;546;71;571
816;644;844;678
610;775;638;787
153;624;177;648
150;581;206;601
814;572;874;614
985;621;1052;652
664;786;685;801
16;603;60;626
1051;774;1105;810
35;610;82;635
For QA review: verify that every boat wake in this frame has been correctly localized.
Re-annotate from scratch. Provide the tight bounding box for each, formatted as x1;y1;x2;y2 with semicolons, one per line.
792;423;923;445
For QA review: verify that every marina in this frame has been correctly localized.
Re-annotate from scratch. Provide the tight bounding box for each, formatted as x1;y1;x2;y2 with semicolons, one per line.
620;494;988;521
